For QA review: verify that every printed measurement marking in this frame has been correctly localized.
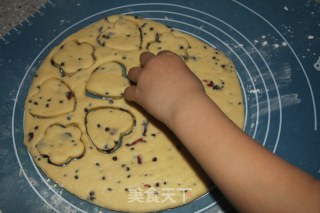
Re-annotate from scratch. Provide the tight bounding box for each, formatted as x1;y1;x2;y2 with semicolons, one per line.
1;36;10;45
24;18;31;23
11;26;22;35
314;56;320;71
36;9;45;16
24;17;33;26
47;0;56;8
233;0;318;131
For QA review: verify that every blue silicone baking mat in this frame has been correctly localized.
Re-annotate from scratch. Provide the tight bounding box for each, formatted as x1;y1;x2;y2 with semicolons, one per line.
0;0;319;212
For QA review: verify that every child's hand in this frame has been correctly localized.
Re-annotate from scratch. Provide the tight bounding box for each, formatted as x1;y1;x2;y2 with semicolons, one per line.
124;51;205;127
125;51;320;213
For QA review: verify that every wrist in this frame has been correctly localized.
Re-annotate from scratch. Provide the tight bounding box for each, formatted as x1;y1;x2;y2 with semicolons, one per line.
166;92;210;130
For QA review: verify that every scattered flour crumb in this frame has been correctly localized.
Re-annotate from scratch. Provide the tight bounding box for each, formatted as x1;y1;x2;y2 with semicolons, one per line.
261;35;266;39
272;44;280;48
283;6;289;11
307;35;314;39
281;42;288;46
249;89;262;94
59;20;66;25
262;41;268;46
28;178;39;187
314;56;320;71
254;40;259;43
19;167;24;177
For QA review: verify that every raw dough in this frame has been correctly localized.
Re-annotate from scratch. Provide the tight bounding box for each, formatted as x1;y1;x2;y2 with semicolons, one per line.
24;15;244;212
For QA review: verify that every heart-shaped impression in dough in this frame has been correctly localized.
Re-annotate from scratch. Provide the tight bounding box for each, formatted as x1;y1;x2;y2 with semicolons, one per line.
86;61;129;99
27;78;76;118
97;17;141;51
148;32;189;58
85;107;136;153
52;40;95;75
37;124;85;166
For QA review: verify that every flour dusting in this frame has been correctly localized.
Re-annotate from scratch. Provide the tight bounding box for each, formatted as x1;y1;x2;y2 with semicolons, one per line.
314;56;320;71
252;93;302;117
272;44;280;48
249;89;262;94
33;185;79;213
307;35;315;39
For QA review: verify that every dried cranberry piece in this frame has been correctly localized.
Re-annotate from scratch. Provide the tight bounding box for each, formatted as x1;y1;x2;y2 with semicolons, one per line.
65;91;74;100
28;132;34;142
125;138;146;147
137;155;143;164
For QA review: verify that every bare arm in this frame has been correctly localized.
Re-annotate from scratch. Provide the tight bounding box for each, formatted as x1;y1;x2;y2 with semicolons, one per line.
124;51;320;213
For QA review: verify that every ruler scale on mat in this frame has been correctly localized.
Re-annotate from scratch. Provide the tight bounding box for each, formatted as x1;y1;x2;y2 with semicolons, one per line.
0;0;319;212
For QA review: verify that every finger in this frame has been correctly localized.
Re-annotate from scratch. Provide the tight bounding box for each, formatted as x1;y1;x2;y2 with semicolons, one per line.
158;50;184;63
157;50;174;56
128;67;142;83
123;86;137;102
140;51;155;67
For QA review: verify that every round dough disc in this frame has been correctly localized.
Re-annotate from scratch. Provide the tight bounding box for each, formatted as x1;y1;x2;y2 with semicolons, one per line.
24;15;244;212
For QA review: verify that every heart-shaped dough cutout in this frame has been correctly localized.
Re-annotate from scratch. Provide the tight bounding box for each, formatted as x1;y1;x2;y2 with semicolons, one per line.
148;32;189;59
86;62;129;98
52;40;95;75
97;18;141;51
86;107;135;153
138;20;171;49
37;124;85;166
27;79;76;118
